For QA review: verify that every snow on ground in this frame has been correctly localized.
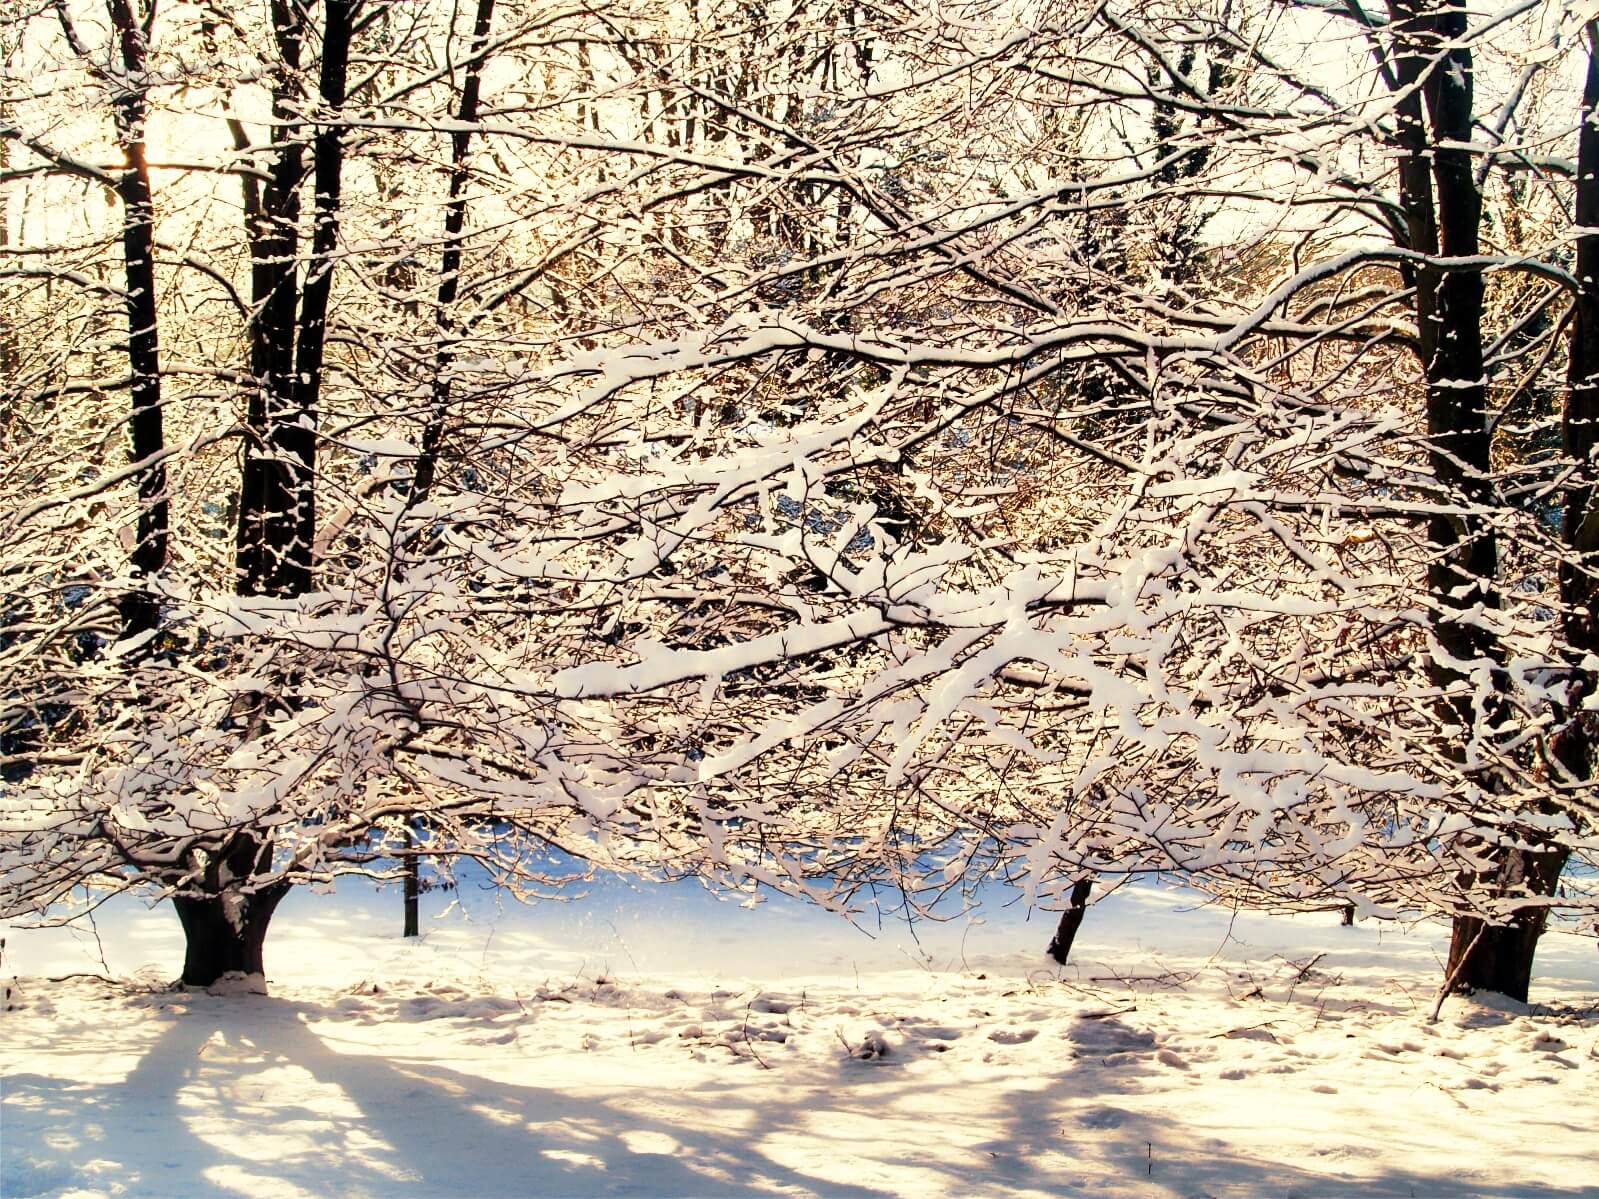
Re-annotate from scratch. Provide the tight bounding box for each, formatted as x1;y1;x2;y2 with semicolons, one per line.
3;880;1597;1199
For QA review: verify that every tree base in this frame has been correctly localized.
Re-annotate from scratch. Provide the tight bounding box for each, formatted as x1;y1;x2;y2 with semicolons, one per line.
173;883;289;990
200;971;269;996
1445;916;1547;1005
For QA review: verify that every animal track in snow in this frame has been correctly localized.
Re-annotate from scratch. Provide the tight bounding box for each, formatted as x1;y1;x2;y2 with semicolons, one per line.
988;1028;1038;1044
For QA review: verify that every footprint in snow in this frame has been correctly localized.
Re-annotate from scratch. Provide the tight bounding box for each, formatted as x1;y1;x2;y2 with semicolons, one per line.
988;1028;1038;1045
851;1030;892;1060
1156;1048;1189;1070
1077;1107;1131;1129
1066;1017;1156;1055
1220;1026;1278;1043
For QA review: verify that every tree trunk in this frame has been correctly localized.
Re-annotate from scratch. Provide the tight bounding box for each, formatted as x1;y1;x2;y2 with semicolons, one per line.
236;0;354;599
1046;878;1092;964
1442;16;1599;1001
1567;24;1599;656
412;0;498;502
235;1;306;597
403;823;420;938
1444;845;1570;1002
100;0;167;636
1554;24;1599;818
1392;0;1497;703
173;880;290;988
1387;0;1571;999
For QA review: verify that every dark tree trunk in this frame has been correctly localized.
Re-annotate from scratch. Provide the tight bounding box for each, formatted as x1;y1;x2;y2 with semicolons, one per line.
171;832;290;988
174;881;290;988
205;1;357;989
236;0;353;599
236;0;307;597
1388;0;1569;998
282;0;354;587
1441;17;1598;1001
1568;26;1599;646
1046;878;1093;964
403;825;420;938
412;0;498;502
104;0;167;636
1444;845;1570;1003
1455;24;1599;1006
1392;0;1498;704
1556;23;1599;803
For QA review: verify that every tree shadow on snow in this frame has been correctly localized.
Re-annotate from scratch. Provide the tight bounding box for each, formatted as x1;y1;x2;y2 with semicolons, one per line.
6;989;1594;1199
947;1012;1593;1199
5;987;894;1199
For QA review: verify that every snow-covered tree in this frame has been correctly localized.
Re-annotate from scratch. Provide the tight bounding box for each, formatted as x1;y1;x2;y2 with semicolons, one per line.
2;0;1594;1000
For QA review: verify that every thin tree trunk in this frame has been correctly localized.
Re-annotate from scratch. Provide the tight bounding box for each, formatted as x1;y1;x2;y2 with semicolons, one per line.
281;0;355;594
1567;26;1599;644
403;823;420;938
1046;878;1093;965
98;0;167;635
236;0;353;599
0;116;18;386
1559;23;1599;782
412;0;497;501
395;0;498;939
1392;0;1497;698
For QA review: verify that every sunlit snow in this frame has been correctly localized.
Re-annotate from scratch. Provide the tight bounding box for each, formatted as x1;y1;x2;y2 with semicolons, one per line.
4;880;1595;1199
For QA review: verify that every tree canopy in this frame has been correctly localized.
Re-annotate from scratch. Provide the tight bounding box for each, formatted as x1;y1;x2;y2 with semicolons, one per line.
1;0;1595;996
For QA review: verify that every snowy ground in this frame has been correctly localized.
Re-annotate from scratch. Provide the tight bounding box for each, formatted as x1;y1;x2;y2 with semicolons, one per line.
4;879;1597;1199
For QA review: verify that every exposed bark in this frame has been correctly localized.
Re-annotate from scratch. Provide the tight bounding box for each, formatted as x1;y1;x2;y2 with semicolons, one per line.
107;0;167;620
403;823;420;938
236;0;307;597
1391;0;1498;705
203;2;355;980
1388;0;1573;998
65;0;167;635
237;0;353;598
174;885;290;988
1463;21;1599;1006
1046;878;1093;965
1442;845;1568;1004
412;0;498;501
172;834;290;988
283;0;354;588
1562;25;1599;691
1436;38;1598;995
